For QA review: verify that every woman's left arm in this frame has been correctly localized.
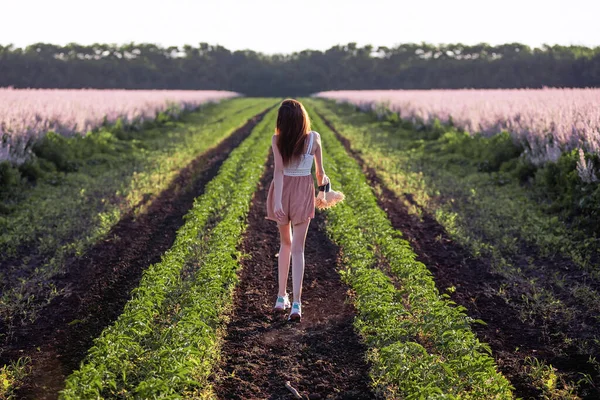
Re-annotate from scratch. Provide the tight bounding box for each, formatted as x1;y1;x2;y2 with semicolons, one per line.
313;132;329;186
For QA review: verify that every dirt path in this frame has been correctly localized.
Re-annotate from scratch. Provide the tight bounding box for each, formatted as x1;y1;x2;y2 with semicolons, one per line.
0;109;271;400
317;111;600;399
211;154;374;400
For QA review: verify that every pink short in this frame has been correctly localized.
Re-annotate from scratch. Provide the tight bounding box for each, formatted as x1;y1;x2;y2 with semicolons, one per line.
266;175;315;225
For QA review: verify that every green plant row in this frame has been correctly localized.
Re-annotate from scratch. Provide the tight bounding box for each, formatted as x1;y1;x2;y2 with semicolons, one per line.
308;99;600;397
60;106;278;399
0;98;274;334
306;105;513;399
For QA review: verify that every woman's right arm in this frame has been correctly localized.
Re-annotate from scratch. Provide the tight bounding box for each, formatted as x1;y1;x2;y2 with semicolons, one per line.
272;135;285;221
313;132;329;186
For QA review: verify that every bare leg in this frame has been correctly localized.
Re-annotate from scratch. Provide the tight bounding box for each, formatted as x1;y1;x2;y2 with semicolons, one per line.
291;219;311;303
277;223;292;297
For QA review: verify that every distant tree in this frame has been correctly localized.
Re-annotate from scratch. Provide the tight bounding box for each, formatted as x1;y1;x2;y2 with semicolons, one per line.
0;42;598;95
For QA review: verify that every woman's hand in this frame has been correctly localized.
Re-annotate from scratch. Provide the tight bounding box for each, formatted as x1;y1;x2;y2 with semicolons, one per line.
319;174;330;186
273;201;286;221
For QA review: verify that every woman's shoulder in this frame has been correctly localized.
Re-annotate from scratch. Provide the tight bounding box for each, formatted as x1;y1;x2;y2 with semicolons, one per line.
310;131;321;144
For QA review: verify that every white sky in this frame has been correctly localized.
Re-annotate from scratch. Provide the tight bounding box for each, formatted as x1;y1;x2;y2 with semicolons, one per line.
2;0;599;53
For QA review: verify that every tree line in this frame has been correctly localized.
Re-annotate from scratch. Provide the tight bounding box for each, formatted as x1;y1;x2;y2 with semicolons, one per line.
1;42;599;96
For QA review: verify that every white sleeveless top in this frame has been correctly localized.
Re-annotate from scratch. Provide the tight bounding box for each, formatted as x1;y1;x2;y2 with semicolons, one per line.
283;131;315;176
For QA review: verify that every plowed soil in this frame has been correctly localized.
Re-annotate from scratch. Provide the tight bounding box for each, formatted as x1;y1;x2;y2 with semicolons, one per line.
211;154;374;400
0;109;270;400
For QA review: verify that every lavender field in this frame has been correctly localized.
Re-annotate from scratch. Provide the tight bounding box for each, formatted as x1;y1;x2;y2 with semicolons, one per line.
315;89;600;169
0;88;239;163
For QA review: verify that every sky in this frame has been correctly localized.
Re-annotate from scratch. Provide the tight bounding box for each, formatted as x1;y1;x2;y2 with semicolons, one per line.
2;0;599;53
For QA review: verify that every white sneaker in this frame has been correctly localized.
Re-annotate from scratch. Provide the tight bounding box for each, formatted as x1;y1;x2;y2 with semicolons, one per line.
288;302;301;321
273;294;291;311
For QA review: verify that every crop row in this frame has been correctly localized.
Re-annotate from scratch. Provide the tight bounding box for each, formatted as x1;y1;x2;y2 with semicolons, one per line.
61;106;277;399
306;104;513;399
1;98;275;337
308;98;600;396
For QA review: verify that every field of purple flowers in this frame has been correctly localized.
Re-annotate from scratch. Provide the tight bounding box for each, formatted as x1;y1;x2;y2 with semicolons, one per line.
0;89;239;164
315;89;600;181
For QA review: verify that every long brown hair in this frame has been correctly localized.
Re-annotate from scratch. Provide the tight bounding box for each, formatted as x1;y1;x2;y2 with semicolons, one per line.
276;99;311;166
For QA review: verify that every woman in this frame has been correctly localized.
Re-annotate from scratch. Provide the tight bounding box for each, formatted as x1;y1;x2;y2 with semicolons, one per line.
266;99;329;322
